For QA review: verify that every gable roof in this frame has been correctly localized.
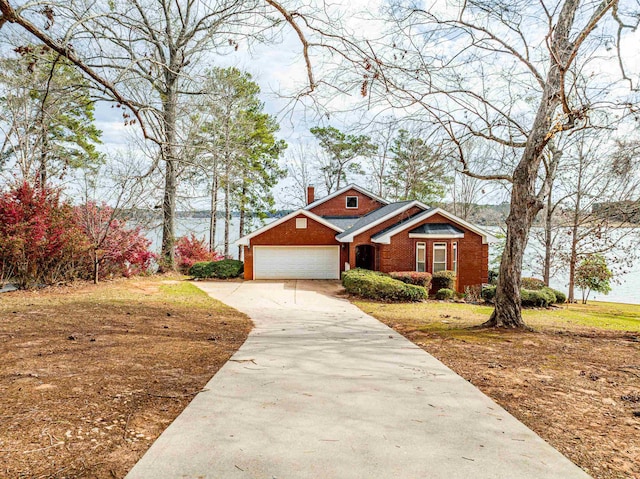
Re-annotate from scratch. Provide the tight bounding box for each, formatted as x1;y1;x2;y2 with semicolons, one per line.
409;223;465;236
371;207;499;245
322;216;361;230
236;209;344;246
336;200;430;242
304;183;389;211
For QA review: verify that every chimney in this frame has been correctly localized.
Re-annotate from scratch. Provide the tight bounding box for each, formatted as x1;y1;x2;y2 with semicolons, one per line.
306;185;315;205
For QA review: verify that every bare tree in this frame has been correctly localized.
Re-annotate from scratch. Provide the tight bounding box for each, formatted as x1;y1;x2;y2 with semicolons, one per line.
346;1;640;328
555;134;640;301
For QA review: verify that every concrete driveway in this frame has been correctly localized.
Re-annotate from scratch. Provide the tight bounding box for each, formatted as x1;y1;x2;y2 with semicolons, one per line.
126;280;590;479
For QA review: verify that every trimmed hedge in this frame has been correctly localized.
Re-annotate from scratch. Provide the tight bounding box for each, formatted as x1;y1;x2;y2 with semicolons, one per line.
432;270;456;291
552;288;567;304
435;288;455;300
481;285;566;307
521;288;556;307
189;259;244;279
521;277;545;290
389;271;432;288
342;268;427;302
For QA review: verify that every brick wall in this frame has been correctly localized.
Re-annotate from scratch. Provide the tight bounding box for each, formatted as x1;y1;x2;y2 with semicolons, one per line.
243;214;345;280
309;188;385;216
353;212;488;292
348;206;423;270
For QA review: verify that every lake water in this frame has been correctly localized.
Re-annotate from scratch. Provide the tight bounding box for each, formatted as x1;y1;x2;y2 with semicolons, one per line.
148;218;640;305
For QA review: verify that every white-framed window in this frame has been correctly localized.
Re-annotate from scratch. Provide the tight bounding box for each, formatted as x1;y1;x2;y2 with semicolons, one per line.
433;243;447;273
346;196;358;209
416;242;426;272
296;217;307;229
452;242;458;274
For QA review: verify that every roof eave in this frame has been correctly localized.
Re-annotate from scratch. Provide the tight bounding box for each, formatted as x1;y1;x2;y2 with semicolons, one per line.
337;200;430;242
304;183;390;211
235;209;344;246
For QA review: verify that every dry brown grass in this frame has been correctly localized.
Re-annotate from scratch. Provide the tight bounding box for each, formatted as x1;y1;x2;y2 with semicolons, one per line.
0;276;251;479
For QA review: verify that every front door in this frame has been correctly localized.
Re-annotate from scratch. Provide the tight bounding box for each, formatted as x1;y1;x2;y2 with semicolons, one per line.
355;244;375;270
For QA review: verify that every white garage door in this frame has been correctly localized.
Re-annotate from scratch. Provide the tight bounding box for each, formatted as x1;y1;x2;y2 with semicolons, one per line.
253;246;340;280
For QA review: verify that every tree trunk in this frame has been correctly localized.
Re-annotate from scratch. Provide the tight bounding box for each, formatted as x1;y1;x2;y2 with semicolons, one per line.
543;184;553;286
224;175;230;258
237;182;247;260
567;162;583;302
209;167;218;253
93;253;99;284
160;75;179;270
484;0;579;328
485;177;541;328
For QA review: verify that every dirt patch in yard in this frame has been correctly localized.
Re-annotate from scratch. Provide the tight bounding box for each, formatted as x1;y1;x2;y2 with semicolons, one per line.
0;277;251;479
378;317;640;479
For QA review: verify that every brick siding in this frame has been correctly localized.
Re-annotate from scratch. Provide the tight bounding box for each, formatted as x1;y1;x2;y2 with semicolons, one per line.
309;188;385;216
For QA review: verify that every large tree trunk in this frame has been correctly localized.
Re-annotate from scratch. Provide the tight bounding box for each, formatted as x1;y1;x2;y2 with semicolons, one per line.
484;0;579;328
160;76;179;270
486;177;541;328
567;162;583;302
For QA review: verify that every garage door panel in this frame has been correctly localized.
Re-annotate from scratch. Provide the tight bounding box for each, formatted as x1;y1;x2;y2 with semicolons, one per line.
254;246;340;280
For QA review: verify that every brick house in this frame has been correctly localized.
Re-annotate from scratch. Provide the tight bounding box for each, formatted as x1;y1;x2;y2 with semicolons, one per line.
237;184;497;292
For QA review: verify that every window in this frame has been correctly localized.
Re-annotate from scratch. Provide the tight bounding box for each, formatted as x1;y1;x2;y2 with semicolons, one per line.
433;243;447;273
452;242;458;274
416;242;426;272
346;196;358;209
296;217;307;229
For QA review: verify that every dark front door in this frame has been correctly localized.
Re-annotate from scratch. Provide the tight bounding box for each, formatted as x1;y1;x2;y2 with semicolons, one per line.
355;245;375;270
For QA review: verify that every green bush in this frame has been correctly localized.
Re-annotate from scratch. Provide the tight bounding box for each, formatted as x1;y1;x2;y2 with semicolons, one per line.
432;270;456;291
342;268;426;302
482;285;497;301
189;259;244;279
435;288;455;300
481;285;564;306
551;288;567;304
521;277;545;290
488;269;499;285
521;287;557;307
389;271;432;288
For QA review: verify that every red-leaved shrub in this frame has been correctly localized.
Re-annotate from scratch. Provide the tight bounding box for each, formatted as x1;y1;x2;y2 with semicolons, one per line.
175;234;222;273
0;182;157;288
0;182;88;288
75;201;156;282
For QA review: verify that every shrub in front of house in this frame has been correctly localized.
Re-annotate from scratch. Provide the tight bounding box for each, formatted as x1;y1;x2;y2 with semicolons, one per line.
389;271;432;288
432;270;456;291
189;259;244;279
342;268;427;302
175;234;223;273
521;277;545;290
435;288;455;300
481;284;565;307
481;284;497;301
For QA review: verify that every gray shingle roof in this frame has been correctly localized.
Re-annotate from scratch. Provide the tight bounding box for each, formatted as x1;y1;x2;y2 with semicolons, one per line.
408;223;464;235
322;216;360;230
336;201;416;240
369;208;435;241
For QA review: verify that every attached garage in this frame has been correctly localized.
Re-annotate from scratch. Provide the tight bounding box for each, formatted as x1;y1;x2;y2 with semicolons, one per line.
253;246;340;280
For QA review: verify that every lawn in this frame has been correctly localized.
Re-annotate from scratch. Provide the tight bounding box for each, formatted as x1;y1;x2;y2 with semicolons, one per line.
355;299;640;479
0;277;252;479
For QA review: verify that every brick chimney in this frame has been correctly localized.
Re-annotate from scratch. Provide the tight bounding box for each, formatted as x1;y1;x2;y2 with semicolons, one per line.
306;185;315;205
